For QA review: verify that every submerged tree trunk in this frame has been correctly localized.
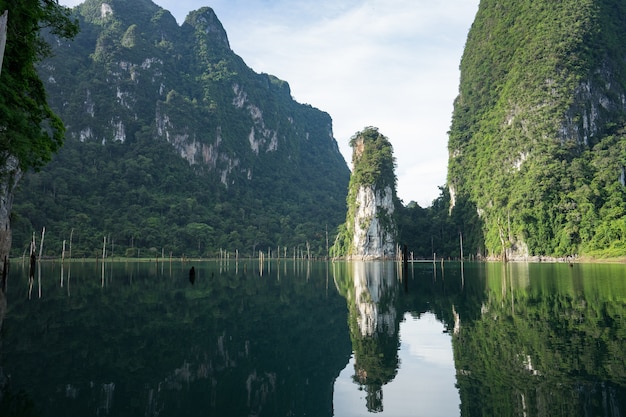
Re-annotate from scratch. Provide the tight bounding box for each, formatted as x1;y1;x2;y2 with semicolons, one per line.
0;153;23;330
0;155;22;270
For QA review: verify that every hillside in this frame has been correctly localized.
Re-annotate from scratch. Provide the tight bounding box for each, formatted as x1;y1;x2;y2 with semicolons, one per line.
11;0;350;258
447;0;626;259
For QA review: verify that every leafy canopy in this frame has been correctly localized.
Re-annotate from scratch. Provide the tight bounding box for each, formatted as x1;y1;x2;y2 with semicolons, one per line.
0;0;78;170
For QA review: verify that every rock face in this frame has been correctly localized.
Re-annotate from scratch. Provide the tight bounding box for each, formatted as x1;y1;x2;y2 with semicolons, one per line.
352;185;396;259
11;0;350;257
332;127;398;260
447;0;626;258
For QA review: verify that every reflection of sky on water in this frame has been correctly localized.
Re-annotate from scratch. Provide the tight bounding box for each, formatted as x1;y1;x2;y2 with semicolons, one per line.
333;312;460;417
402;312;455;368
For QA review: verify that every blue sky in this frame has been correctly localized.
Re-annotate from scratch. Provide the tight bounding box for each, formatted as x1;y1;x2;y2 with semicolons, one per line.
59;0;479;206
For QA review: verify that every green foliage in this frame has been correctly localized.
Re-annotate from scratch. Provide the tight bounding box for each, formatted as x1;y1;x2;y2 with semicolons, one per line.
332;127;398;258
0;0;78;171
447;0;626;258
348;127;397;190
396;187;484;259
10;0;350;258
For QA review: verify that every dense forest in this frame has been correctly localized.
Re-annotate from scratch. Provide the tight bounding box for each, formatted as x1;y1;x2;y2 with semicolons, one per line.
0;0;79;326
10;0;350;259
447;0;626;259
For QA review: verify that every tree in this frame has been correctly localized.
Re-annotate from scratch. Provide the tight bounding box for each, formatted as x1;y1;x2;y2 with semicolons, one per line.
0;0;78;282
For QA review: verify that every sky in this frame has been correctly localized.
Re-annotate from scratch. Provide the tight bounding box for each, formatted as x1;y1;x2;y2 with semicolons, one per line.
59;0;479;207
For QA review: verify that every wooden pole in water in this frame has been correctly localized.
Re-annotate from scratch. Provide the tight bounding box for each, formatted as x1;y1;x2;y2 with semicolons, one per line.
29;235;35;272
0;10;8;76
459;232;464;261
38;227;45;261
326;224;329;260
28;253;35;299
2;255;7;294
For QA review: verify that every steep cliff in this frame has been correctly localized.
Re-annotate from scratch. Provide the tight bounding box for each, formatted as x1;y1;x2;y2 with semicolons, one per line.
332;127;398;260
11;0;350;257
447;0;626;258
351;185;396;259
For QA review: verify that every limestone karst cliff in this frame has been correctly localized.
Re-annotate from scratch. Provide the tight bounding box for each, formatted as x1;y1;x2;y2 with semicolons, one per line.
447;0;626;258
351;185;396;259
11;0;350;257
331;127;398;260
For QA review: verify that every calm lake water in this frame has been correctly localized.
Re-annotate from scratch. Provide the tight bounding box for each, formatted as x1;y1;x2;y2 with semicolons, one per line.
1;259;626;416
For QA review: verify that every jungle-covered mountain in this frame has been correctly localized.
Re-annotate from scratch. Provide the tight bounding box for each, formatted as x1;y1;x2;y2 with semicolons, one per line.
447;0;626;259
10;0;350;258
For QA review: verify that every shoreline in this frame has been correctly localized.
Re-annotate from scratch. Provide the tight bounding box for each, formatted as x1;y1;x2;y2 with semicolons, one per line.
8;255;626;264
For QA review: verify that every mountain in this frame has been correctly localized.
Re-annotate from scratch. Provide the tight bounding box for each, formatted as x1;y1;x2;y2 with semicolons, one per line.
447;0;626;259
11;0;350;258
331;127;398;260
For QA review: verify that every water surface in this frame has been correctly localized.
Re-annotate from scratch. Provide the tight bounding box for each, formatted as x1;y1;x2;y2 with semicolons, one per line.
1;259;625;416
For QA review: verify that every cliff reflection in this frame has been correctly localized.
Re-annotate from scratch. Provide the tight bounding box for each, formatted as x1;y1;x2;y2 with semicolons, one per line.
334;260;626;417
334;261;402;412
5;260;626;416
453;262;626;417
1;260;352;417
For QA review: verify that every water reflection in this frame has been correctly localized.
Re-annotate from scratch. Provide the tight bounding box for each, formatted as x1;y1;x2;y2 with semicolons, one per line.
453;262;626;416
332;260;465;415
334;261;401;412
1;260;352;417
3;260;626;416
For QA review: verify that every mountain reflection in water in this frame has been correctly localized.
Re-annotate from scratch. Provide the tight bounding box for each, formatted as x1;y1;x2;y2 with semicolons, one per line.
1;259;626;416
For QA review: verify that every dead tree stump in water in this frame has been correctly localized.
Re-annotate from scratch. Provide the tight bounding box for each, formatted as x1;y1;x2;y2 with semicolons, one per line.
189;266;195;285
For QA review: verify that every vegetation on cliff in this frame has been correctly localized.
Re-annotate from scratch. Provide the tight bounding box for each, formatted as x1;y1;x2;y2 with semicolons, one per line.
447;0;626;259
10;0;350;258
331;127;398;259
